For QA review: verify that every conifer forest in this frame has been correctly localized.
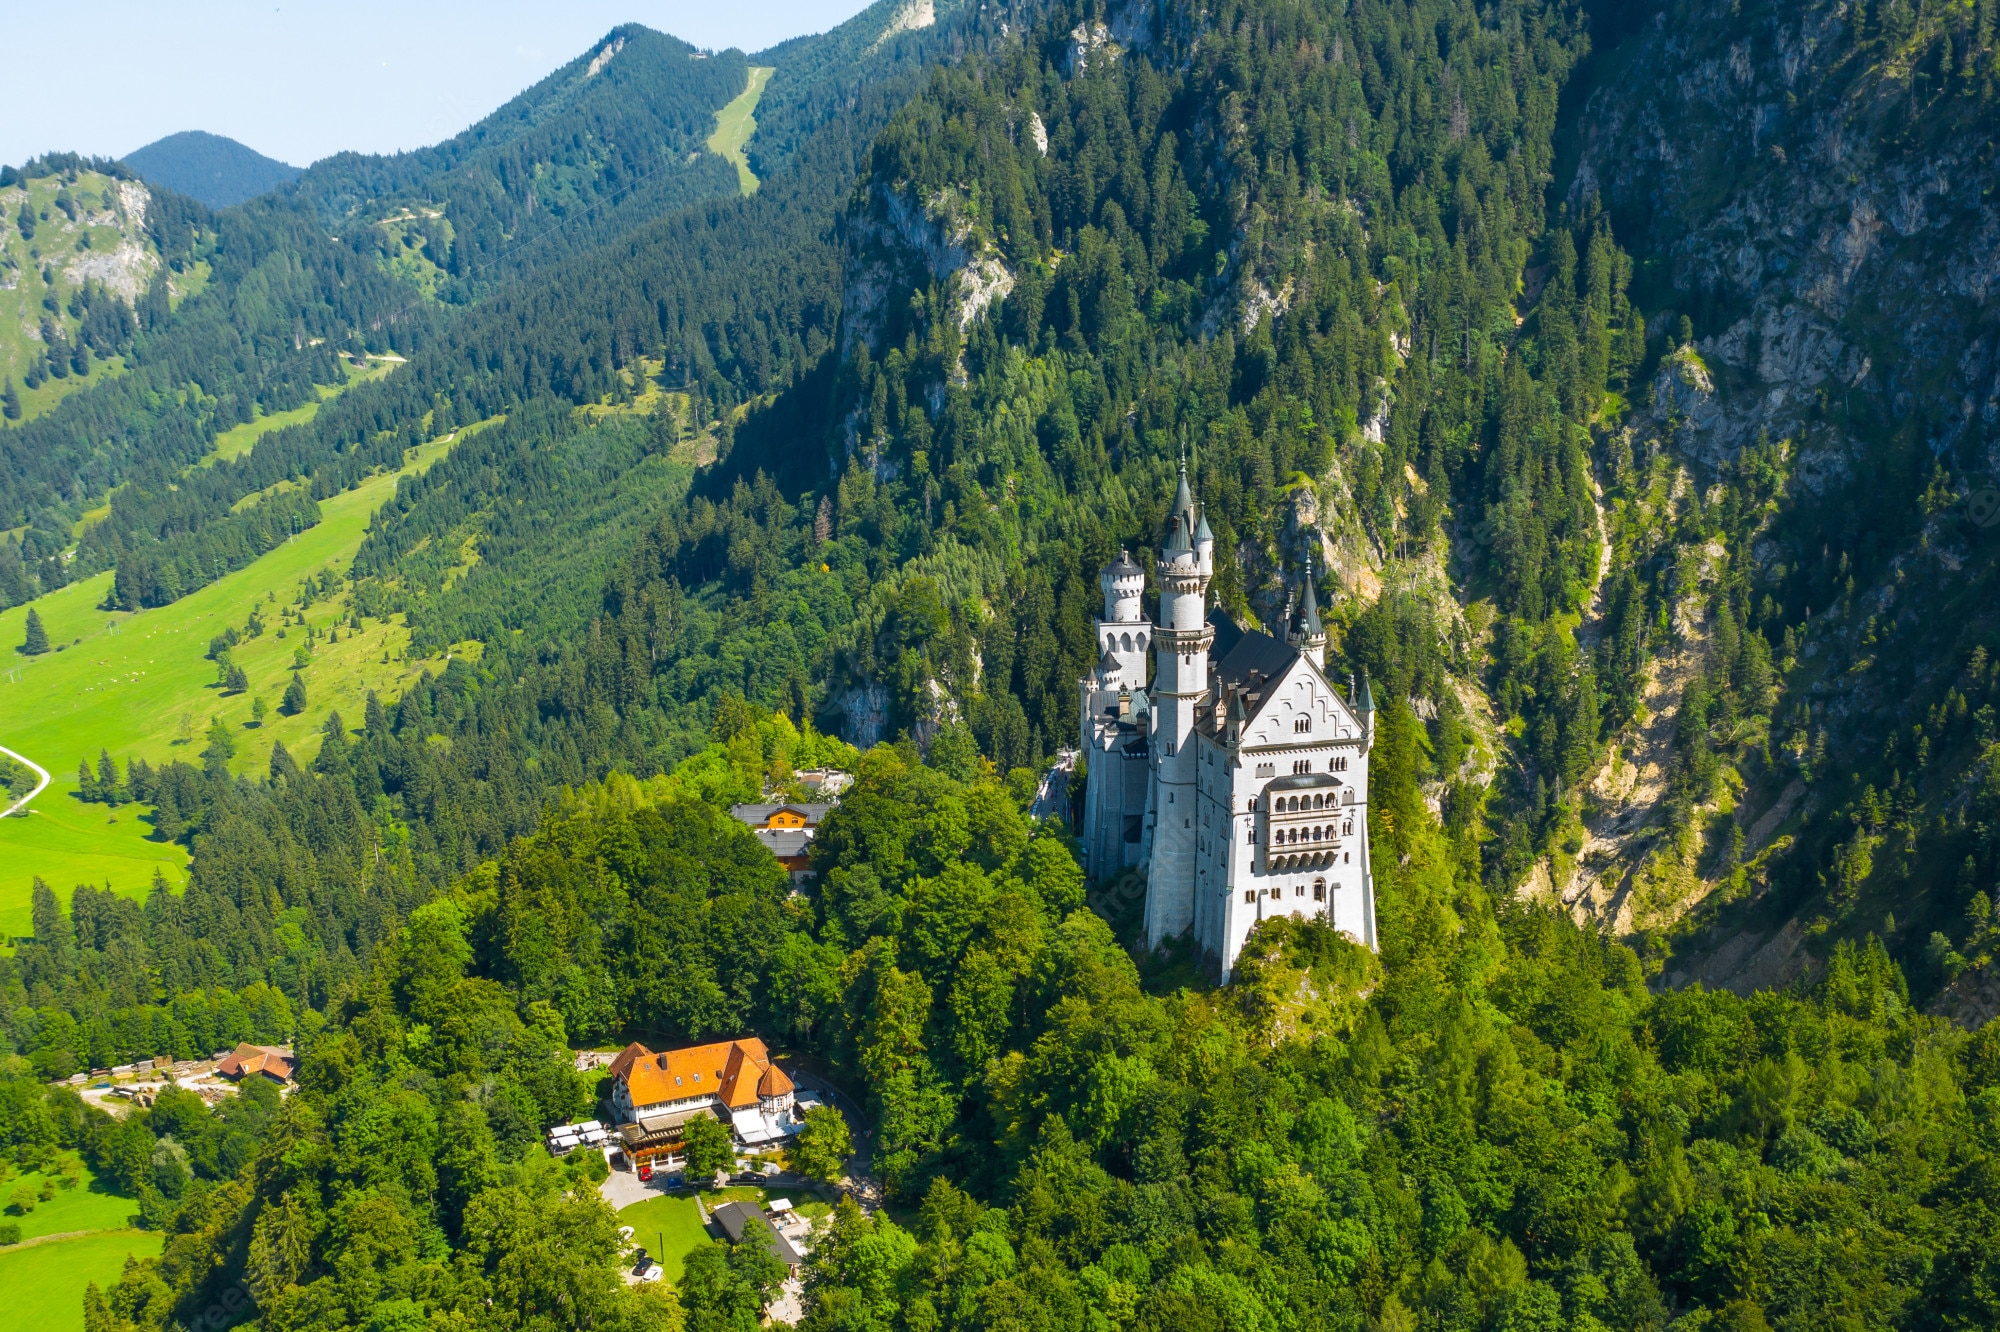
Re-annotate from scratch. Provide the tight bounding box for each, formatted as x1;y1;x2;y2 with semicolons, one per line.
2;1;1999;1329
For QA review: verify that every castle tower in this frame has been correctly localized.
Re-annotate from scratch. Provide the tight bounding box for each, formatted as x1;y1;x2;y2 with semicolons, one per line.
1291;556;1327;670
1092;550;1148;691
1143;465;1214;947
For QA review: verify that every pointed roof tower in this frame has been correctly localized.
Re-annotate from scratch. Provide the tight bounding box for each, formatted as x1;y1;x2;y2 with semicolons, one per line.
1170;463;1194;522
1296;553;1327;668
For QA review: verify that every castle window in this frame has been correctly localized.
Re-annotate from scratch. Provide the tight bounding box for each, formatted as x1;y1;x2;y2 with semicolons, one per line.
1293;760;1311;775
1313;879;1326;901
1244;891;1255;904
1294;716;1311;733
1334;755;1348;772
1295;885;1305;896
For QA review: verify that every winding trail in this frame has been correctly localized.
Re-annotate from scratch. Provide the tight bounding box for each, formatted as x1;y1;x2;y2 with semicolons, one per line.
0;742;49;818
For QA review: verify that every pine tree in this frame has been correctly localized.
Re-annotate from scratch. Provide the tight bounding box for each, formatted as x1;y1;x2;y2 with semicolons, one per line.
21;608;49;655
77;758;99;803
225;663;249;694
1;379;20;421
281;671;308;716
201;716;236;774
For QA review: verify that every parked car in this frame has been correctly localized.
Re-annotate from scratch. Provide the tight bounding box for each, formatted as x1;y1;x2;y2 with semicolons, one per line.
638;1264;664;1282
638;1163;653;1182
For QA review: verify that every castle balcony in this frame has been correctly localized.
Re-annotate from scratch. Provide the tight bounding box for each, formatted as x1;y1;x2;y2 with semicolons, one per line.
1259;772;1358;872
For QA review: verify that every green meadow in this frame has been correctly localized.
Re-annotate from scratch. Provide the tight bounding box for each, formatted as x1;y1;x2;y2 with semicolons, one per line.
0;1230;163;1332
0;431;460;937
706;67;775;196
200;356;395;468
0;1157;150;1332
2;1160;140;1242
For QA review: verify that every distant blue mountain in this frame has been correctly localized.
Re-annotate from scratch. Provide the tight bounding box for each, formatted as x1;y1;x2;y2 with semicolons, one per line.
122;131;300;208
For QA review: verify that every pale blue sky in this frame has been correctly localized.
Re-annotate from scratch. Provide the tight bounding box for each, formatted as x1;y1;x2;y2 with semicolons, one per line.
0;0;874;169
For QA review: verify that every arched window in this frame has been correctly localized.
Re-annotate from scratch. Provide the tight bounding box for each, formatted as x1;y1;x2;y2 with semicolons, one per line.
1293;759;1311;775
1294;716;1311;733
1313;878;1326;902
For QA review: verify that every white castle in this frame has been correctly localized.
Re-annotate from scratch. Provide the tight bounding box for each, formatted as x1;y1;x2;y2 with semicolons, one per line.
1078;467;1378;979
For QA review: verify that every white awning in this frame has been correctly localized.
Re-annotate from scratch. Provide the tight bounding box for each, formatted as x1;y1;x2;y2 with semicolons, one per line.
731;1108;786;1145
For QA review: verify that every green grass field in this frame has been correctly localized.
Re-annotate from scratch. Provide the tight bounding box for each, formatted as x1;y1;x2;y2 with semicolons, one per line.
0;804;185;940
0;1230;163;1332
707;67;775;196
205;357;397;468
0;1156;150;1332
1;1160;140;1242
0;431;460;937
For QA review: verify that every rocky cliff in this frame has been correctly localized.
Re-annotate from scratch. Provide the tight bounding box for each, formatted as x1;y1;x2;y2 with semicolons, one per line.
1553;0;2000;1014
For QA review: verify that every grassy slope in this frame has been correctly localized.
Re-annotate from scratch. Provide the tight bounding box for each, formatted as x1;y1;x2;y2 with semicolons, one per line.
1;1161;140;1241
0;433;459;937
706;67;775;196
0;1230;163;1332
0;1158;149;1332
201;357;395;468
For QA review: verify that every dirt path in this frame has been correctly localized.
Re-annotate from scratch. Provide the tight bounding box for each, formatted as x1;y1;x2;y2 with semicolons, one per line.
0;742;50;818
4;1226;121;1250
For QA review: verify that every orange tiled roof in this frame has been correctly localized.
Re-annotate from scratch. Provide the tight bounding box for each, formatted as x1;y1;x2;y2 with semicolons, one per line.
217;1042;295;1082
605;1041;653;1082
620;1037;787;1111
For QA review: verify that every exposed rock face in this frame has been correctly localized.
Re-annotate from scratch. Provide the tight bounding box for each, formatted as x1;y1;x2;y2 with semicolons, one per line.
839;181;1013;357
1573;0;1998;481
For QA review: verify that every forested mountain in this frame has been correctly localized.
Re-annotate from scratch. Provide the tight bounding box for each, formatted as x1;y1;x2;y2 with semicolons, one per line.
279;25;749;294
122;132;301;209
3;0;1999;1329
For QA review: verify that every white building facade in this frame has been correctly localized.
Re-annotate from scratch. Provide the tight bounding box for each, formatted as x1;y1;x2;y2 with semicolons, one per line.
1079;469;1378;979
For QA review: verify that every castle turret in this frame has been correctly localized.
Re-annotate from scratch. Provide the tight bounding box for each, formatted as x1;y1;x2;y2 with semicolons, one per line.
1144;464;1215;948
1292;556;1326;670
1356;670;1375;749
1100;549;1144;624
1091;550;1148;691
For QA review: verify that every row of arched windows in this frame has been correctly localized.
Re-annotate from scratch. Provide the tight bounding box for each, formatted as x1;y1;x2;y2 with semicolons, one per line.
1276;823;1348;844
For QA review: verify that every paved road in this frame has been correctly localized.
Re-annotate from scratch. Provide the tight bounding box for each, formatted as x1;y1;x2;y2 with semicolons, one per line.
0;742;50;818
